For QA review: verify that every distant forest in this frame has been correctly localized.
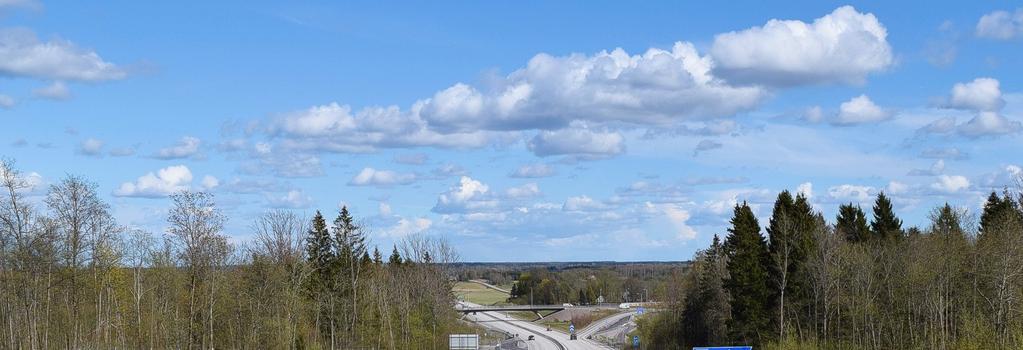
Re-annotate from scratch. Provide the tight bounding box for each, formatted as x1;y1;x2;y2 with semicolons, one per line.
0;159;467;349
639;187;1023;350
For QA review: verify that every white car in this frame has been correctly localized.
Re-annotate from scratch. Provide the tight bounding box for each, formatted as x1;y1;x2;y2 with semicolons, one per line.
562;303;573;307
618;303;631;309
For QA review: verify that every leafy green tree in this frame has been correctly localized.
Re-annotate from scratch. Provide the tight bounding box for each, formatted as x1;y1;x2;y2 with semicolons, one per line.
870;192;903;240
724;202;771;345
837;203;870;243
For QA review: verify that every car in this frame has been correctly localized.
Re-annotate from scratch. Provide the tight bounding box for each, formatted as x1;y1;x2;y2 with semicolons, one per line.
527;335;534;341
562;303;573;307
570;334;577;340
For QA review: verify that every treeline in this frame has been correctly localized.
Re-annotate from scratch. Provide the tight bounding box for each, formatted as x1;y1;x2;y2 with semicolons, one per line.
639;188;1023;349
506;264;675;305
0;159;464;349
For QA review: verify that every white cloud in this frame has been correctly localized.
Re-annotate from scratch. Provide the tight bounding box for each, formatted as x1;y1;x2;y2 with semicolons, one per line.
976;8;1023;40
78;138;104;156
886;181;908;194
797;182;813;200
946;78;1005;112
154;136;201;159
658;203;699;239
113;165;194;198
0;28;125;81
347;167;416;186
267;189;314;209
433;176;496;213
510;163;556;178
563;195;606;211
931;175;970;193
200;175;219;190
419;42;765;131
32;81;70;100
833;95;892;125
957;112;1022;137
528;127;625;158
0;94;14;109
505;183;541;199
381;217;432;238
917;116;958;135
827;184;875;202
710;6;892;86
803;106;824;123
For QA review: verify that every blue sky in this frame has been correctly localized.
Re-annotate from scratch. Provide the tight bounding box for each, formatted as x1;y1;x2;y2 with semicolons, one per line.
2;0;1022;261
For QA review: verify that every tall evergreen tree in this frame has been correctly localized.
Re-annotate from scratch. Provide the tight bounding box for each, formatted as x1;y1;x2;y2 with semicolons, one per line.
837;203;870;243
388;245;403;265
766;190;815;339
870;192;903;240
683;235;731;347
724;202;771;345
372;246;383;265
304;210;334;341
979;191;1023;238
931;203;965;238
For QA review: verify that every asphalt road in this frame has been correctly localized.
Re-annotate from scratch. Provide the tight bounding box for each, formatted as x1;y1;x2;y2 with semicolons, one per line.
459;302;613;350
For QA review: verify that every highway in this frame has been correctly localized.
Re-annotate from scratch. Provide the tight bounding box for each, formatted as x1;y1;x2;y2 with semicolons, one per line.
459;301;614;350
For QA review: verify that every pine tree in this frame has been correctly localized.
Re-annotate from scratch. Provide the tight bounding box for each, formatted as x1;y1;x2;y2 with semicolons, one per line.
683;235;731;347
870;192;903;240
766;190;815;339
388;245;403;265
372;246;383;265
724;202;771;345
837;203;870;243
979;191;1023;238
932;203;964;238
305;211;333;287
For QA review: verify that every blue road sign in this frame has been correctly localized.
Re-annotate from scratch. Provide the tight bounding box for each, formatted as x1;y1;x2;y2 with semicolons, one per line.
693;347;752;350
569;324;575;334
636;307;645;315
633;335;640;348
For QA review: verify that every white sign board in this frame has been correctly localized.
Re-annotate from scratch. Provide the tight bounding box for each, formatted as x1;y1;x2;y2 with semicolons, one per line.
449;334;479;350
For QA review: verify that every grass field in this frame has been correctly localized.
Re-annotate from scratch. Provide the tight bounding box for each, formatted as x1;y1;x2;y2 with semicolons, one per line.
453;281;510;305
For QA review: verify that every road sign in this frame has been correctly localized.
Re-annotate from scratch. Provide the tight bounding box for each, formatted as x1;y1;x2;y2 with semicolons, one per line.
693;347;752;350
569;324;575;334
448;334;479;350
636;307;645;315
633;335;640;348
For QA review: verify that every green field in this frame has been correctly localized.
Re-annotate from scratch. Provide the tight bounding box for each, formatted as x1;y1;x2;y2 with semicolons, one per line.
453;281;510;305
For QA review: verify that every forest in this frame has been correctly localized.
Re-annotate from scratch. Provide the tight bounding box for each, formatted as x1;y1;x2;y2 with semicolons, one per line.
638;187;1023;349
0;159;466;349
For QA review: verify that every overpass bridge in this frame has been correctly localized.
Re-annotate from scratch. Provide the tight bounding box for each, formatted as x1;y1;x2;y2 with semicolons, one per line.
456;305;568;321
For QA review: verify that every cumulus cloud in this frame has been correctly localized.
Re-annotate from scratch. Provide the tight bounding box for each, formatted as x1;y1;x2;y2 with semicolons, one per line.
267;189;314;209
562;195;606;211
510;163;556;178
797;182;813;200
153;136;201;159
114;165;194;198
78;138;104;156
646;202;698;240
833;95;892;125
945;78;1005;112
827;184;875;202
976;8;1023;40
505;183;541;199
432;176;496;213
32;81;70;100
931;175;970;193
0;28;125;81
527;127;625;158
692;139;723;156
958;112;1022;137
419;42;765;131
710;6;893;86
347;167;416;186
380;217;433;238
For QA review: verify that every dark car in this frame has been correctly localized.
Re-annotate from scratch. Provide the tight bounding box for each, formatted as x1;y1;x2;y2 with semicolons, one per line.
527;335;535;340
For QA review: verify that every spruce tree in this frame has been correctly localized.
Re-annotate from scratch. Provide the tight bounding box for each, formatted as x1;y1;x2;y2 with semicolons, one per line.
388;245;403;265
305;210;333;286
724;202;771;345
837;203;870;243
980;191;1023;238
932;203;964;238
372;246;383;265
870;192;903;240
766;190;814;339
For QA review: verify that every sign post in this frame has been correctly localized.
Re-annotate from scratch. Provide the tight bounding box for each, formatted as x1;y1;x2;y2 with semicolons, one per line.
633;335;640;348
